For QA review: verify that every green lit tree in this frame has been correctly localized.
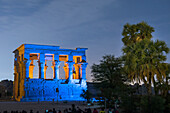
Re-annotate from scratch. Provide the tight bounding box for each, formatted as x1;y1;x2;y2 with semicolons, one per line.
122;22;169;96
122;21;154;46
123;39;169;95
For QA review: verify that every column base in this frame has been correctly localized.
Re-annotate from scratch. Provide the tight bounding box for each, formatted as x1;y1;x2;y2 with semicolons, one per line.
80;79;87;88
68;80;74;84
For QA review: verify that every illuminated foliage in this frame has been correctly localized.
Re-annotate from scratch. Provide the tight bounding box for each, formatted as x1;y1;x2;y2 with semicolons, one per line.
122;22;169;95
122;21;154;46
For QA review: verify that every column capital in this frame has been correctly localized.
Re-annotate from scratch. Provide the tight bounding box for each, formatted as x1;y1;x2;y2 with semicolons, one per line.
23;60;31;65
79;62;88;80
66;61;75;68
38;61;45;65
53;60;61;66
74;63;81;67
79;62;88;68
24;52;30;60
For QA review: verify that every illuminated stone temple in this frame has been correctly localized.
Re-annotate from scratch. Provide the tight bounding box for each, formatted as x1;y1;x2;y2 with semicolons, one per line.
13;44;88;101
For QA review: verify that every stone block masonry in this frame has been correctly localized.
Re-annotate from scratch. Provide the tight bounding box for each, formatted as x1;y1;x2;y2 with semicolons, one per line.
13;44;88;102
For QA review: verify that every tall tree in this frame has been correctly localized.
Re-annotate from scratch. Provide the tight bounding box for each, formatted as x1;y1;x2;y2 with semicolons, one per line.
155;63;170;97
122;22;169;95
91;55;128;103
122;21;154;46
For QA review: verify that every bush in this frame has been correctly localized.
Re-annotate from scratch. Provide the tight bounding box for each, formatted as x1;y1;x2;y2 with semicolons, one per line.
121;95;140;113
140;96;165;113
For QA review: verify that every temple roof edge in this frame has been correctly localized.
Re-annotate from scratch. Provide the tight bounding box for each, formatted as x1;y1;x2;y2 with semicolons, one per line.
76;48;88;51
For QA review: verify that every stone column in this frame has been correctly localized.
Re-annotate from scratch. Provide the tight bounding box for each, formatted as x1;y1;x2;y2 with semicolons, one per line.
63;66;69;79
66;61;75;83
29;60;34;78
79;62;88;87
39;62;45;79
53;60;61;80
74;64;81;79
80;62;88;80
44;65;48;79
24;60;31;78
39;53;45;79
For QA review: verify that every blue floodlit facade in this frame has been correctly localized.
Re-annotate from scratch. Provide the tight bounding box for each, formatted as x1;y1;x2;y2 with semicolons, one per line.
13;44;88;102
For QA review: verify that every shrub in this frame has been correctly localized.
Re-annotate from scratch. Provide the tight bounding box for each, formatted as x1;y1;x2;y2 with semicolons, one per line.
140;96;165;113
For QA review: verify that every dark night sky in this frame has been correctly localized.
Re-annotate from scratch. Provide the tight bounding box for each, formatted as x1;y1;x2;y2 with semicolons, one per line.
0;0;169;81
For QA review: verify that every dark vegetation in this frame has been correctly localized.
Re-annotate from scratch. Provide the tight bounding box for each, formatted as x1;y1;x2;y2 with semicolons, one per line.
86;22;170;113
0;79;13;100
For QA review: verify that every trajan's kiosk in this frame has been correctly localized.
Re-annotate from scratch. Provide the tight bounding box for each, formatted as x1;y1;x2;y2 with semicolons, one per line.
13;44;88;102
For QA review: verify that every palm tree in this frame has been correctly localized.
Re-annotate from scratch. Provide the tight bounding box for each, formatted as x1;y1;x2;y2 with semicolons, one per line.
122;39;169;95
122;22;154;46
155;64;170;96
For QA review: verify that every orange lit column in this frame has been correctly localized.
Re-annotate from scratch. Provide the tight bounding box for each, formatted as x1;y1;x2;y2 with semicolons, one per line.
29;60;34;78
63;66;68;79
24;60;31;78
54;60;61;80
66;61;75;83
74;64;80;79
39;53;45;79
44;65;48;79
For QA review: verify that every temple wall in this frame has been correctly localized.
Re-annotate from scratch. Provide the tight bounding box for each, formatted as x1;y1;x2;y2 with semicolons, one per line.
22;79;86;101
13;44;88;102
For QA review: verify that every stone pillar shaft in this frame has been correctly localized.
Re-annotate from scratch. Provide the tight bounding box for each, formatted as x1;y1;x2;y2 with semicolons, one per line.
39;62;45;79
24;60;31;78
80;63;88;80
63;66;68;79
74;64;80;79
66;61;75;82
54;60;61;80
39;53;45;79
29;64;35;79
44;65;48;79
